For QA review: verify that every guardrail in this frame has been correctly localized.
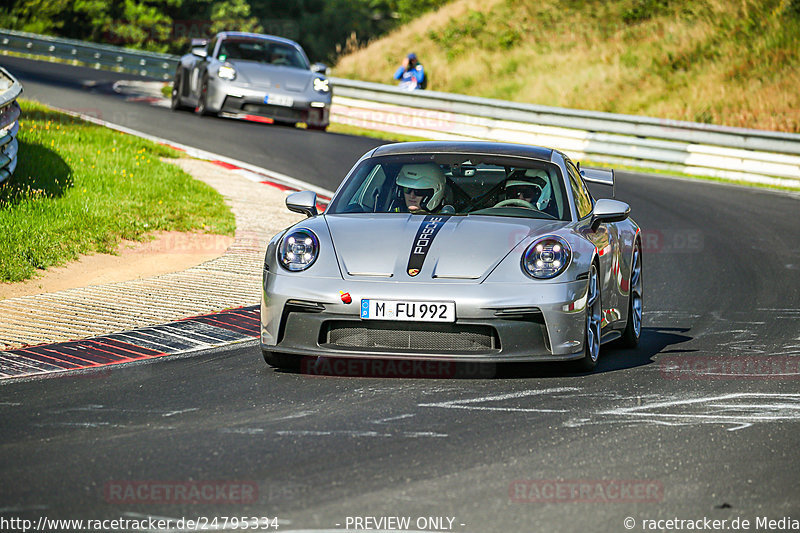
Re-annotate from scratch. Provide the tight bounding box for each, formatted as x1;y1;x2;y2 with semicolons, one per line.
2;27;799;186
0;66;21;184
329;78;800;186
0;28;176;80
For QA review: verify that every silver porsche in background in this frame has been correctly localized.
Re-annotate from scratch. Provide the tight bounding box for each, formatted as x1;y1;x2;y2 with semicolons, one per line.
171;31;331;130
261;142;643;372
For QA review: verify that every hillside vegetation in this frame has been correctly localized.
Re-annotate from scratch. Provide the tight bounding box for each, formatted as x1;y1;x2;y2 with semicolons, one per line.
333;0;800;132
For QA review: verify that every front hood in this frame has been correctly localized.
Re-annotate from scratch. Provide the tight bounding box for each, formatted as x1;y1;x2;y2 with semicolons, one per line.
229;61;312;92
325;214;567;282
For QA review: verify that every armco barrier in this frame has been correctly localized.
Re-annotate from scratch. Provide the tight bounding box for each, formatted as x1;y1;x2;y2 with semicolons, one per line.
328;81;800;186
2;27;799;185
0;28;175;80
0;66;21;184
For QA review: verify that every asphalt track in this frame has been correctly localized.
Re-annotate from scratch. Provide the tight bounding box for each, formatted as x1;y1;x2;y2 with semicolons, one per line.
1;56;799;532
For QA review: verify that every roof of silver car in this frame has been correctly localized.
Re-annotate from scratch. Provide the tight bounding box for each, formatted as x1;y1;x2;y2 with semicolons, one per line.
217;31;300;48
372;141;554;160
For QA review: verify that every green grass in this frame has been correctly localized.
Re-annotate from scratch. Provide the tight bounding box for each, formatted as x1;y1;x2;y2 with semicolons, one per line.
0;100;235;283
325;122;432;143
334;0;800;133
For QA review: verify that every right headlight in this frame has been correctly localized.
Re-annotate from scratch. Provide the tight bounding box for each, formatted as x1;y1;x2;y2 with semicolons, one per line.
278;229;319;271
522;236;571;279
313;77;330;93
218;64;236;80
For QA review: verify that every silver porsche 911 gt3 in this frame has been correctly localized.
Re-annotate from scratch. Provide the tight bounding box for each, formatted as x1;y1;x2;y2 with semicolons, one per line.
261;142;642;371
171;32;331;130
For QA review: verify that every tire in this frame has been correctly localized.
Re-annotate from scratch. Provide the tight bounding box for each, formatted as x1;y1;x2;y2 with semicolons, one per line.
195;77;212;116
572;262;602;372
307;124;327;132
262;350;300;370
170;70;190;111
619;240;643;348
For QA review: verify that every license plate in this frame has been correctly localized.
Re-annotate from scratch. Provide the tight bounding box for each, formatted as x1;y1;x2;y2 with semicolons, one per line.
360;299;455;322
264;93;293;107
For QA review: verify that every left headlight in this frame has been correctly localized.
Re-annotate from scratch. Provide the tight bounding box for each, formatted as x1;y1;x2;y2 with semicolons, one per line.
218;65;236;81
278;229;319;271
313;77;330;93
522;236;571;279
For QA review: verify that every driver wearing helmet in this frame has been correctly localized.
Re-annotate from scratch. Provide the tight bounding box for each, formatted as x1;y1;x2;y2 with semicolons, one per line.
393;163;446;213
505;181;541;204
500;169;553;212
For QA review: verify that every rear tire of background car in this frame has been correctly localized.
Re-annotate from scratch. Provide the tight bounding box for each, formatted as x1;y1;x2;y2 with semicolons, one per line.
170;71;190;111
262;350;300;370
307;124;327;132
619;240;643;348
572;262;601;372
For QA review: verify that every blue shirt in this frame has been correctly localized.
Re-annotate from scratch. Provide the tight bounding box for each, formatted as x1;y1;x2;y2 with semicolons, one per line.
394;64;425;90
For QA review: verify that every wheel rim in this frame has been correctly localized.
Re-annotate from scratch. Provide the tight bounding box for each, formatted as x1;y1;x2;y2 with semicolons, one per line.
586;265;601;362
630;246;643;338
171;80;179;107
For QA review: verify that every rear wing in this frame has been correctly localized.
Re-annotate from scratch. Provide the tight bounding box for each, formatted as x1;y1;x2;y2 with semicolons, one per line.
579;166;615;198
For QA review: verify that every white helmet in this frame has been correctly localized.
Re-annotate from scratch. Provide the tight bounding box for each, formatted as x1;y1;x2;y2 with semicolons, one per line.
396;163;446;211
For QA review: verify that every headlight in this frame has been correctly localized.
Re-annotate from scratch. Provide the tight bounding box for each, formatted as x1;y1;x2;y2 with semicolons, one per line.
522;236;571;279
313;77;330;93
218;65;236;80
278;229;319;271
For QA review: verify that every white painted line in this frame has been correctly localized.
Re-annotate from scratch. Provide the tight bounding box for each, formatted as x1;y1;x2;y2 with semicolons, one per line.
276;430;386;437
403;431;448;438
418;387;580;412
162;408;199;418
599;393;800;428
273;410;316;421
372;413;415;424
275;429;448;438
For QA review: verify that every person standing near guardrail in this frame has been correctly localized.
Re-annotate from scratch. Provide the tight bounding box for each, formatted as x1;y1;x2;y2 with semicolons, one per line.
394;53;426;91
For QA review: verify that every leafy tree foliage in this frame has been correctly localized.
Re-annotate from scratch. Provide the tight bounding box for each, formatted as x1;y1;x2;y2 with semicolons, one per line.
0;0;450;62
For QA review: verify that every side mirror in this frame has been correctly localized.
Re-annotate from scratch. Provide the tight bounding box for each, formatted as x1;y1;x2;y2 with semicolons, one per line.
310;63;328;74
191;47;208;59
592;198;630;227
286;190;318;218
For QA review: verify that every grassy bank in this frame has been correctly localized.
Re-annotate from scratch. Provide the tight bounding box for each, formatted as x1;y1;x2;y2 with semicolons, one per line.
334;0;800;133
0;100;235;283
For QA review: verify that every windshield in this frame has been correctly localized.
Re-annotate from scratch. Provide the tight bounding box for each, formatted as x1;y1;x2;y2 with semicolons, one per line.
217;39;309;69
327;154;572;221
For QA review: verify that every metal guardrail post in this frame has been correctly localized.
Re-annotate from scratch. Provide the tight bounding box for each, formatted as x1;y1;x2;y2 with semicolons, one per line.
0;66;21;184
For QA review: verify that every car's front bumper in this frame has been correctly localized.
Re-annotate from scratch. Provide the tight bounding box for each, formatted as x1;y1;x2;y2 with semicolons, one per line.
207;80;331;126
260;272;590;363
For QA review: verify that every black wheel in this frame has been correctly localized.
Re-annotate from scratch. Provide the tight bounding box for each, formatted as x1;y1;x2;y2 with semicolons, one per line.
170;70;190;111
572;262;602;372
619;240;643;348
307;124;327;132
195;76;211;116
262;350;300;370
